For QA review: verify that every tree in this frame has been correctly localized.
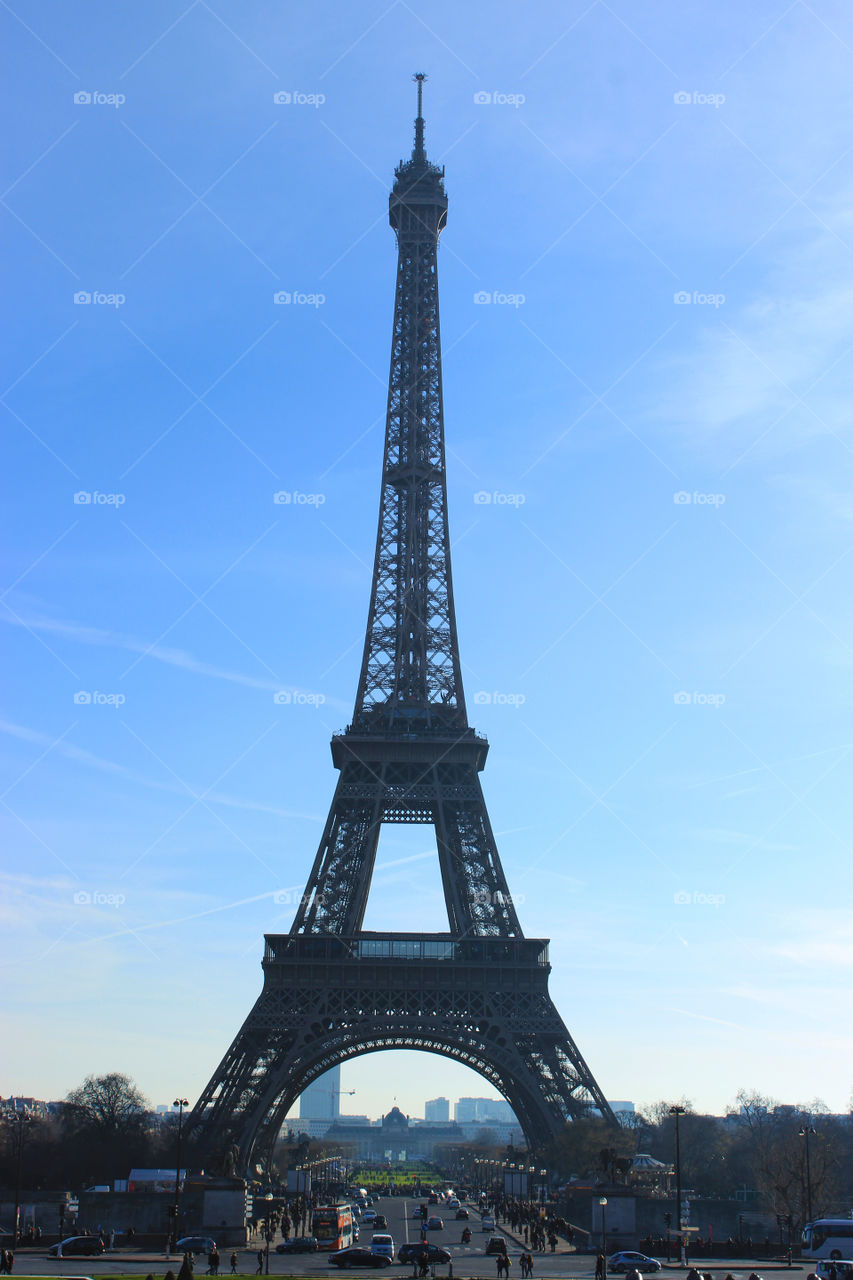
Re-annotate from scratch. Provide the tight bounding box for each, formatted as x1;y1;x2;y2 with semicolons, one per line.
65;1072;150;1136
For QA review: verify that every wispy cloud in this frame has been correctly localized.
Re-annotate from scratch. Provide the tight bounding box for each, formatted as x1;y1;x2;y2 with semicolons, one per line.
0;719;318;820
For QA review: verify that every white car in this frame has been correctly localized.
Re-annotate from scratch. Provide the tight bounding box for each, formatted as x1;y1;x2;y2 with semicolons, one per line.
816;1264;853;1279
481;1216;495;1232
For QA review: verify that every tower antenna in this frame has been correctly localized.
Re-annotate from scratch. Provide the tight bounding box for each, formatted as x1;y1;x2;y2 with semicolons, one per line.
413;71;427;161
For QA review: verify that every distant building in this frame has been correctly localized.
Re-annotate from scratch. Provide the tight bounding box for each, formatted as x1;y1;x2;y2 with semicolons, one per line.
299;1066;342;1120
454;1097;517;1124
425;1097;450;1122
325;1105;463;1160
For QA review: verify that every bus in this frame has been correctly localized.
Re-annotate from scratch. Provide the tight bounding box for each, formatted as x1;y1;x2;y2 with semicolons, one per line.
312;1205;354;1252
802;1220;853;1260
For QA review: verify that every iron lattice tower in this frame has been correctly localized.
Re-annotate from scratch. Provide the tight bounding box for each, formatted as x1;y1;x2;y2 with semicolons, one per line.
186;76;615;1175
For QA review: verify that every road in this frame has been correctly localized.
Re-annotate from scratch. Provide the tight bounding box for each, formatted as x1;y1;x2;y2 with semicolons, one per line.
11;1195;809;1280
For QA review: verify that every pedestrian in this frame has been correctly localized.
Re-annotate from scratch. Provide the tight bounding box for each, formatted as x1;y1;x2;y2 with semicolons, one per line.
596;1254;605;1280
496;1258;504;1279
0;1250;6;1275
230;1254;238;1275
256;1250;264;1275
4;1253;13;1276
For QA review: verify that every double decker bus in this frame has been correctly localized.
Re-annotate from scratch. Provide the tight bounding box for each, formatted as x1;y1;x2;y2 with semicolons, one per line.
312;1204;354;1252
802;1220;853;1260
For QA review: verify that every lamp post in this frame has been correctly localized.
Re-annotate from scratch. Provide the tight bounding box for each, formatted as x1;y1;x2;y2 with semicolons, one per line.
263;1192;274;1275
599;1197;608;1277
58;1199;66;1249
10;1109;33;1249
798;1126;816;1224
539;1169;546;1207
171;1098;188;1251
669;1106;686;1263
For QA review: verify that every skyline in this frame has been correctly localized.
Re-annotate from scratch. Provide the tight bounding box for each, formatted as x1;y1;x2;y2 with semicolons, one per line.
2;0;852;1124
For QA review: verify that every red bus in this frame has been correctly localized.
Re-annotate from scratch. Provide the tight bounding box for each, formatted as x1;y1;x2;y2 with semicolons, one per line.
312;1205;354;1251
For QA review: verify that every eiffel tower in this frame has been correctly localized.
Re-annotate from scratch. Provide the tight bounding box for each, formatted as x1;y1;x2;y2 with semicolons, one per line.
186;75;615;1175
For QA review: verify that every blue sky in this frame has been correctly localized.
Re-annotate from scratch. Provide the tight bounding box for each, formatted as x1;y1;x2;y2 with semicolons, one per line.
2;0;851;1124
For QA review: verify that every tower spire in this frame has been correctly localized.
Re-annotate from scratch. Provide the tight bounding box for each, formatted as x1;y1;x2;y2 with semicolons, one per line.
413;71;426;163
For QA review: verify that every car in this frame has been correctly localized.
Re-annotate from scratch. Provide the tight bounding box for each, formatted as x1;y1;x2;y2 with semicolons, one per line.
370;1234;395;1260
428;1195;438;1204
329;1246;391;1268
455;1209;469;1220
399;1244;452;1266
363;1210;376;1224
373;1215;388;1229
48;1236;106;1257
485;1238;507;1257
426;1217;444;1231
609;1253;662;1274
481;1217;496;1232
816;1263;853;1279
277;1237;319;1254
175;1236;217;1256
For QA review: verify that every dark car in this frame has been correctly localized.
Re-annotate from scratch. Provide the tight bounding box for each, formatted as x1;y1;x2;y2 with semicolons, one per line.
277;1237;319;1254
176;1236;217;1256
48;1236;106;1257
455;1209;469;1220
609;1254;662;1274
426;1217;444;1231
373;1215;387;1230
399;1244;452;1266
329;1246;392;1268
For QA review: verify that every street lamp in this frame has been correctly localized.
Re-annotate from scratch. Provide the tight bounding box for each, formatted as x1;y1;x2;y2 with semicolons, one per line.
599;1198;608;1277
171;1098;189;1251
798;1126;817;1224
263;1192;275;1275
10;1109;33;1249
539;1170;547;1207
669;1106;686;1263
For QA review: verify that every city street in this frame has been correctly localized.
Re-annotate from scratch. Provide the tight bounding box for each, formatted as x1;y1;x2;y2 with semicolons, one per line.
10;1195;809;1280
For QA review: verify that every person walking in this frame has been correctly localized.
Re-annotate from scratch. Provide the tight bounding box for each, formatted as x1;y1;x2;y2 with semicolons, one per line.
596;1254;606;1280
256;1249;264;1275
230;1254;238;1275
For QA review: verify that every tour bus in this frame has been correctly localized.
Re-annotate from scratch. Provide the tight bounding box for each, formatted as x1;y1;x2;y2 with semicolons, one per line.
313;1205;354;1252
802;1220;853;1259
